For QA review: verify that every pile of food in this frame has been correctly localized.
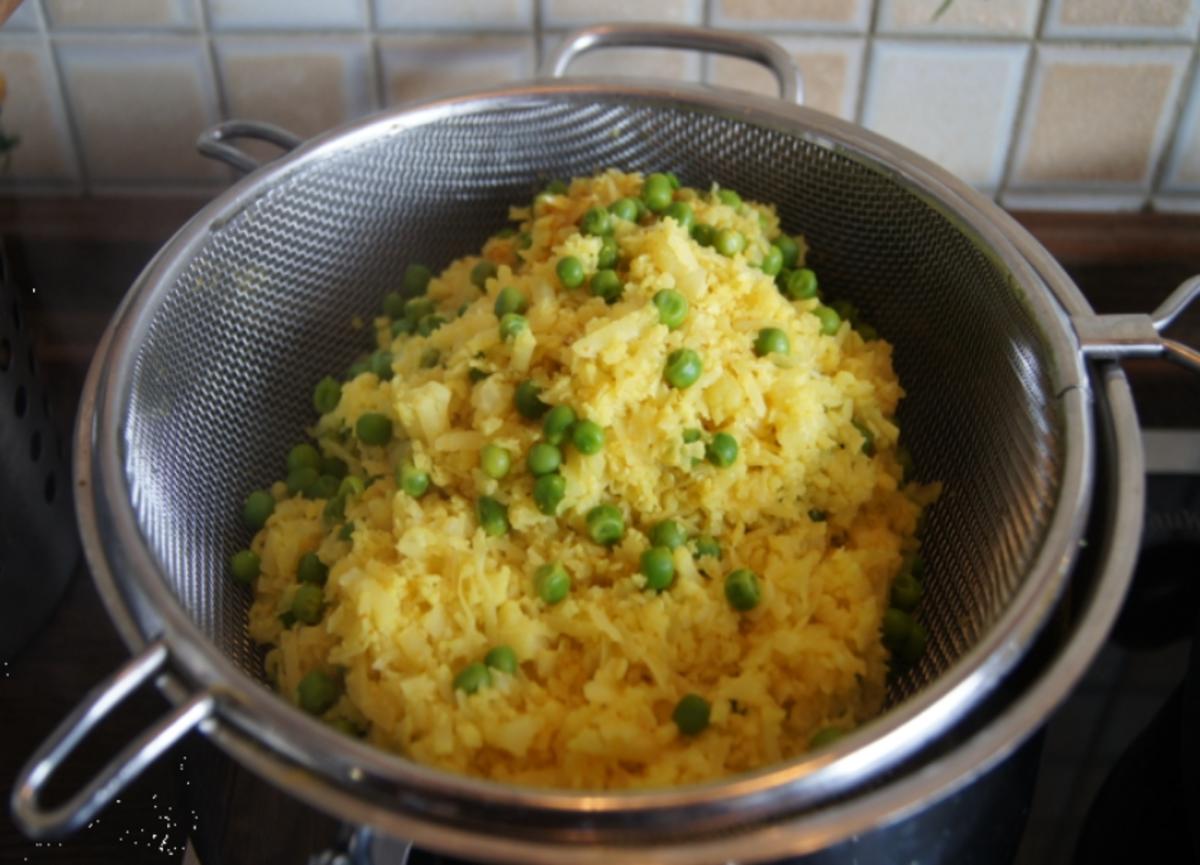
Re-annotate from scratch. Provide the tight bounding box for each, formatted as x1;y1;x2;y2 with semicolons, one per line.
229;169;937;789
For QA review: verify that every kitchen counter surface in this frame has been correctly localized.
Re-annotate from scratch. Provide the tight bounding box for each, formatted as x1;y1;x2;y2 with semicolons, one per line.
0;198;1197;864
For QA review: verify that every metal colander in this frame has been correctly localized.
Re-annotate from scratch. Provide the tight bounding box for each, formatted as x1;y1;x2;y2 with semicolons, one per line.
17;24;1198;865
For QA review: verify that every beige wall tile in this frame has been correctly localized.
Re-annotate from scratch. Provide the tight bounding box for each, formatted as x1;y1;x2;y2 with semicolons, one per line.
878;0;1038;35
543;0;702;25
863;41;1028;188
56;39;222;183
215;38;373;163
380;35;533;105
1012;47;1189;189
44;0;196;30
0;36;77;181
1045;0;1200;37
708;37;862;118
206;0;367;30
1161;66;1200;190
375;0;532;29
713;0;871;30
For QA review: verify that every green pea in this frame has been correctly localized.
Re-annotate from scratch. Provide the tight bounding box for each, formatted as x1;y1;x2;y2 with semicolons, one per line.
664;171;681;189
517;232;533;250
898;621;928;666
810;727;845;750
773;235;799;269
297;551;328;586
813;304;841;336
397;464;430;498
309;474;340;500
514;380;550;420
297;669;340;715
404;297;434;322
471;260;498;289
649;520;687;550
544;179;568;195
383;290;406;319
368;350;394;381
910;554;926;582
881;608;914;654
780;267;818;300
480;443;513;480
891;571;923;612
851;420;876;457
830;299;859;325
346;360;369;380
682;428;702;444
291;583;324;625
716;188;742;209
706;432;738;468
338;522;355;541
808;508;827;522
672;693;710;735
313;376;342;415
323;495;347;526
586;504;625;546
753;327;790;357
857;322;879;341
691;223;715;247
330;717;365;738
570;419;605;455
337;475;364;498
355;412;393;446
759;244;783;276
642;173;674;212
419;347;440;369
287;443;321;473
640;546;676;591
468;366;490;383
692;535;721;560
556;256;585;289
494;285;528;317
230;549;260;584
454;661;492;694
417;314;446;337
664;348;702;389
499;313;528;340
725;568;761;611
391;317;415;337
581;206;612;237
590;269;623;304
652;289;688;330
484;645;518;675
279;610;297;629
597;236;619;270
320;457;348;479
664;201;694;231
243;490;275;530
477;495;509;537
404;264;433;295
714;228;745;258
534;561;571;605
287;466;319;496
527;443;562;477
609;197;639;222
542;405;576;445
533;472;566;515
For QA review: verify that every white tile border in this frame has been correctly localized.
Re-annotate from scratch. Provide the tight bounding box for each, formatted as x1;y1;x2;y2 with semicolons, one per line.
1007;43;1193;193
1042;0;1200;42
710;0;872;34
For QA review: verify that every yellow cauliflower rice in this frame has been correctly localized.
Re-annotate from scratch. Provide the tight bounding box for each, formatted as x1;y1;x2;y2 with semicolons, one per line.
239;169;937;790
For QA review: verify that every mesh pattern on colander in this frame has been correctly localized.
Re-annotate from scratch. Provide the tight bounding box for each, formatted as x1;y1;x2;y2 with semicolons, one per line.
123;96;1062;698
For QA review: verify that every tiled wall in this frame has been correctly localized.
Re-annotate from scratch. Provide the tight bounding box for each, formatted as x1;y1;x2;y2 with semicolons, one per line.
1;0;1199;211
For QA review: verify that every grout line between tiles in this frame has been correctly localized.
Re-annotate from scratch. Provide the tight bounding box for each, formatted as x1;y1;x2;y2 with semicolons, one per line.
700;0;713;86
995;0;1052;205
1148;40;1200;203
532;0;544;71
37;0;89;197
364;0;387;111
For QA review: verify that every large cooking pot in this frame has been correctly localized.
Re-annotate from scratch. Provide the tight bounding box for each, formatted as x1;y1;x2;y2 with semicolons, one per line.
12;24;1200;864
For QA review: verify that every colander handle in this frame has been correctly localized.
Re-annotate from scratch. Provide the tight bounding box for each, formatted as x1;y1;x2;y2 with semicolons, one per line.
197;119;303;174
10;640;215;839
543;23;804;105
1076;275;1200;373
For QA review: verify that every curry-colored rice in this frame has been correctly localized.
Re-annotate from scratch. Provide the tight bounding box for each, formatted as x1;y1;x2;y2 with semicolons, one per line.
245;169;935;789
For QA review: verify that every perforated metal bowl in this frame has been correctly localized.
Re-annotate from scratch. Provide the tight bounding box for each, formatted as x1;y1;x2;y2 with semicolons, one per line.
14;24;1200;864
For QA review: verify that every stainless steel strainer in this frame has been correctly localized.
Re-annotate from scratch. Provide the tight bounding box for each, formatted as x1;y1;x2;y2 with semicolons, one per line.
13;24;1200;864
